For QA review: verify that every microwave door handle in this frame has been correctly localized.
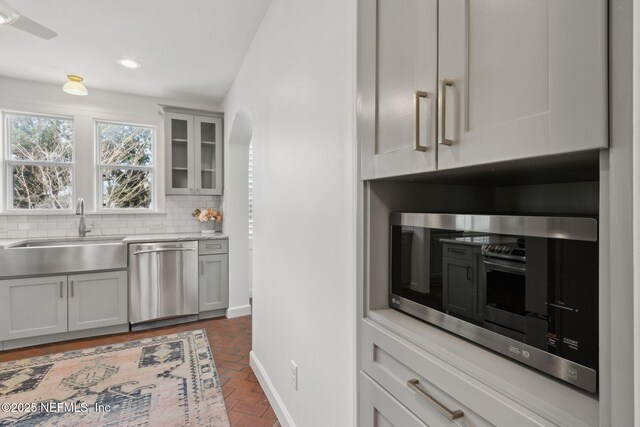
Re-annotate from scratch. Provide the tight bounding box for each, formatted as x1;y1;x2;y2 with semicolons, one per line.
482;259;526;275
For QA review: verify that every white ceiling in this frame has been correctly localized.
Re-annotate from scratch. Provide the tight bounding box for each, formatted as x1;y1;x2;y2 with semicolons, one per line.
0;0;272;105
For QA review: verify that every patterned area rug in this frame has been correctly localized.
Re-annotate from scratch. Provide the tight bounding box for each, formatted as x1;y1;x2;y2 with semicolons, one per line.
0;330;230;426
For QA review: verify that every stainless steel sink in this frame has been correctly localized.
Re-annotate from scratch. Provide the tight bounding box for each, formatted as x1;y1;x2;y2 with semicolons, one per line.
14;237;125;248
0;237;127;278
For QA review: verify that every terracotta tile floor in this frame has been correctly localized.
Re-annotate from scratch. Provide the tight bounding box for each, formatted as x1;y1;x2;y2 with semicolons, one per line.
0;315;279;427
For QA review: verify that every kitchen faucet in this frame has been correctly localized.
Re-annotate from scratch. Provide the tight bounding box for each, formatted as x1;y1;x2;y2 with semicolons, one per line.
75;197;92;237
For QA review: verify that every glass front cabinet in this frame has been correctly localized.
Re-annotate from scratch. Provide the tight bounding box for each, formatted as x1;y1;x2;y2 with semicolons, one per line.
165;110;223;195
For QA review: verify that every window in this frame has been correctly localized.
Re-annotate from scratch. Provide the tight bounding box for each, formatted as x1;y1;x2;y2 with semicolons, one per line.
97;121;155;209
5;113;74;210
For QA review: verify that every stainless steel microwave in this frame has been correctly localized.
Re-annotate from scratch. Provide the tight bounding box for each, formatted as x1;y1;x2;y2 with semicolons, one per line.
389;213;599;393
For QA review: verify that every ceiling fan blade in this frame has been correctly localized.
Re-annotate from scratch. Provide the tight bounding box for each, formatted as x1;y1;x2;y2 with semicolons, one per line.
11;15;57;39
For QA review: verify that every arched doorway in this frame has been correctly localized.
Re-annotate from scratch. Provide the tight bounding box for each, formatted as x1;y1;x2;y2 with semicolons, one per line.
226;109;253;317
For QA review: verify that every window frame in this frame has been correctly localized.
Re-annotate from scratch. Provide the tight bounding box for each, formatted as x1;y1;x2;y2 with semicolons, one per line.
94;119;157;212
3;111;76;213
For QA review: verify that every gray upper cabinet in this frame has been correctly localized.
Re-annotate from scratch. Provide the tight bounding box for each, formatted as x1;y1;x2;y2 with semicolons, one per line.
359;0;438;180
68;271;128;332
437;0;607;170
359;0;607;178
165;110;223;195
0;276;68;341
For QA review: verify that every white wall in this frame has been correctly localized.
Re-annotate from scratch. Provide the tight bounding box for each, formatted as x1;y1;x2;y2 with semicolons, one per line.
222;0;356;425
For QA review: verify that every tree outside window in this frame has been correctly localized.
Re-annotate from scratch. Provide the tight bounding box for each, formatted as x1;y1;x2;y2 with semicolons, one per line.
97;122;154;209
6;113;74;210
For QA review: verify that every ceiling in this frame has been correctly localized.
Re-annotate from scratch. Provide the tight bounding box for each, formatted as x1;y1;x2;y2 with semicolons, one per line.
0;0;272;105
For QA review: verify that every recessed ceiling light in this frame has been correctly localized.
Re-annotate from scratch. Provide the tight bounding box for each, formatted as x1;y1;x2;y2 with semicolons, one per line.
117;58;141;69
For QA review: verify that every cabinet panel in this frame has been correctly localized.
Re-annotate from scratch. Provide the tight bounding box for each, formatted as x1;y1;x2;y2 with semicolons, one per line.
361;320;548;426
359;0;438;179
199;254;229;312
195;116;223;195
0;276;68;341
68;271;128;331
166;112;195;194
359;372;427;427
198;239;228;255
437;0;607;170
443;258;474;319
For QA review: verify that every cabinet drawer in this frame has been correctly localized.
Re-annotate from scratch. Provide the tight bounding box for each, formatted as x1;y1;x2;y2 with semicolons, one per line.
199;239;228;255
443;244;472;260
359;371;427;427
361;319;548;426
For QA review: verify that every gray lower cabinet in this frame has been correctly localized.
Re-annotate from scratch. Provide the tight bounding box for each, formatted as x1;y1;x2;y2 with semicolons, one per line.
0;271;128;343
199;254;229;312
0;275;68;341
68;271;128;331
360;319;548;426
359;371;427;427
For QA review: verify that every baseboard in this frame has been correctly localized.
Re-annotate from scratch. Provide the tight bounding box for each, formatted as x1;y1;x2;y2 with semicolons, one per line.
250;351;296;427
1;324;129;350
227;304;252;318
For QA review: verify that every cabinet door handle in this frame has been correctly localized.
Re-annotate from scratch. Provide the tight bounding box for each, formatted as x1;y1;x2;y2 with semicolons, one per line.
467;266;473;281
70;280;74;297
438;78;455;146
414;91;431;152
60;281;64;298
407;378;464;420
200;260;204;276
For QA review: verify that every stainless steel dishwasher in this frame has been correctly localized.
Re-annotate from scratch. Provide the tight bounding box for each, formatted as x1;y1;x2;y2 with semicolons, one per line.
129;241;198;328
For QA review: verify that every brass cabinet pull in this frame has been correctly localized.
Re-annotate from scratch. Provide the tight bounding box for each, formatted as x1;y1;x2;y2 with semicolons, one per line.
407;378;464;420
438;79;455;146
70;280;74;297
59;281;64;298
414;91;432;152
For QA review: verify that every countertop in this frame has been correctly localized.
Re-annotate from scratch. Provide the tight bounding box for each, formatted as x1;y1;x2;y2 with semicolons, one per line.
0;232;228;249
123;232;227;244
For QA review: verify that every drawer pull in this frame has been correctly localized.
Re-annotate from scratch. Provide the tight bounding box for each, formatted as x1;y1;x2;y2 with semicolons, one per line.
407;378;464;421
448;248;465;255
205;244;222;250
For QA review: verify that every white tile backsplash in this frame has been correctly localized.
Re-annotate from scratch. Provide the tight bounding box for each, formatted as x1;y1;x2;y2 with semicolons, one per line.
0;195;222;239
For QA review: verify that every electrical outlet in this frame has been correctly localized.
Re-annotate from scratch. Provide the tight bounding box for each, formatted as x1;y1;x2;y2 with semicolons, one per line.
290;360;298;391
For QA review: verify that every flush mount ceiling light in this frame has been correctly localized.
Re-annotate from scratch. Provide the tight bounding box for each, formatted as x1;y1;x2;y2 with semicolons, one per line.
63;75;88;96
117;58;141;69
